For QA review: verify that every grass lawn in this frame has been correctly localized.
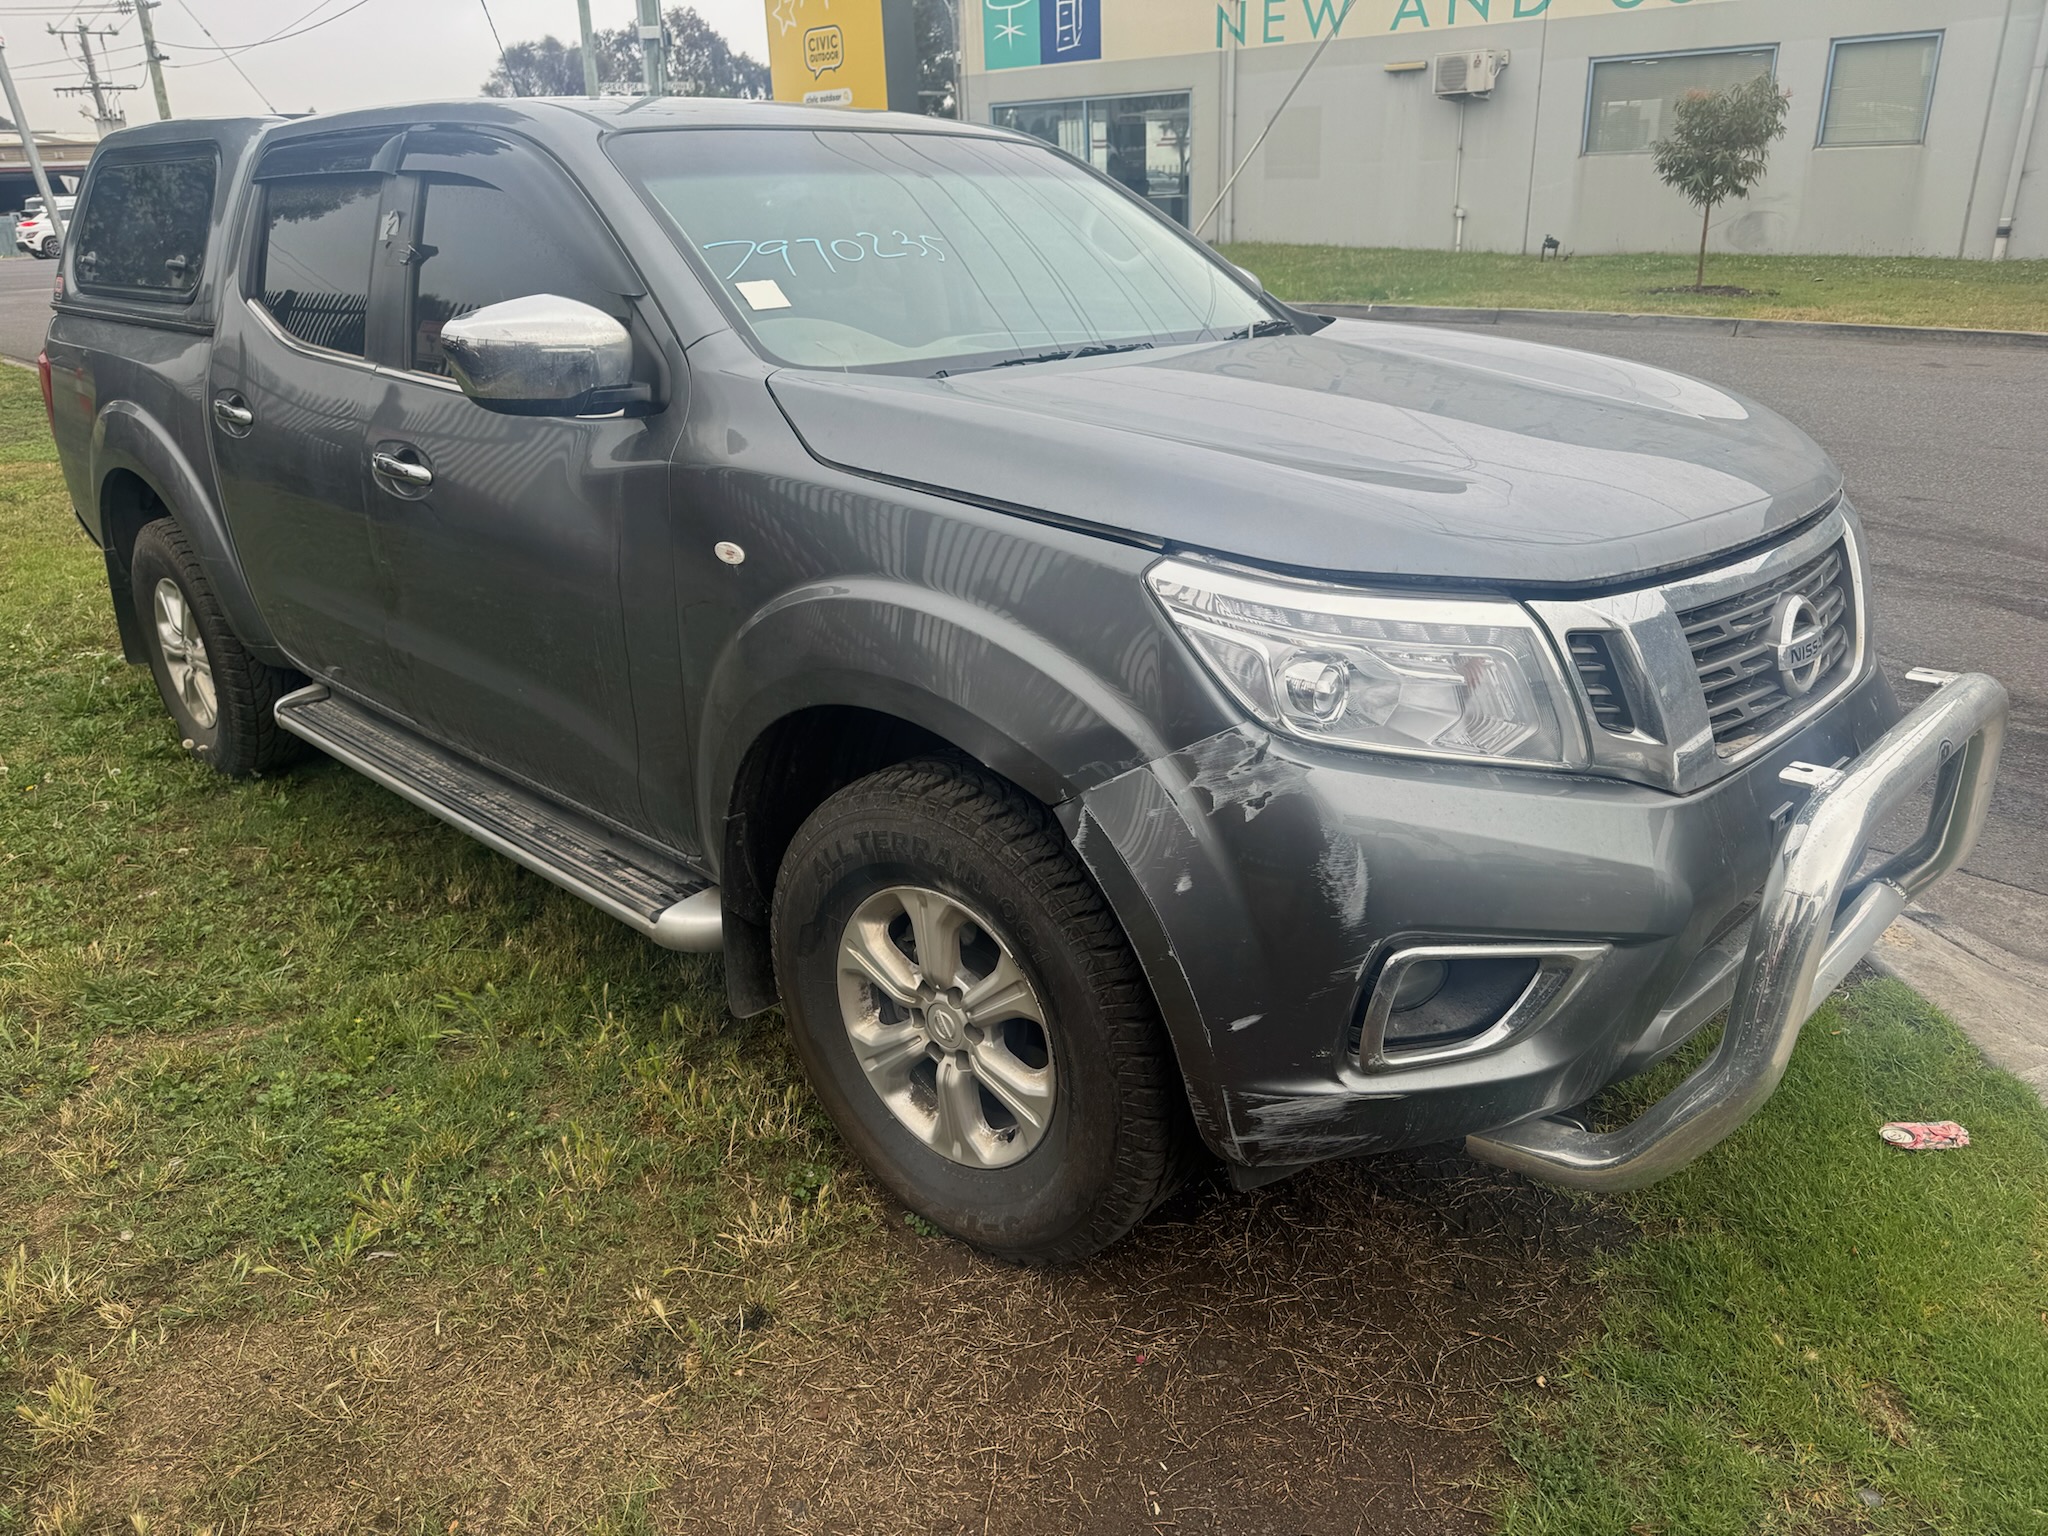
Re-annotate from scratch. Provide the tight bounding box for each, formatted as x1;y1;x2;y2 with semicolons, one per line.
2;365;2044;1532
1219;245;2048;332
1498;981;2048;1535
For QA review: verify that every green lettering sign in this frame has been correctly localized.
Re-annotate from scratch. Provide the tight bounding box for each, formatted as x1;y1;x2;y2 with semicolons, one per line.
1264;0;1286;41
1302;0;1356;37
1218;0;1247;44
1391;0;1430;28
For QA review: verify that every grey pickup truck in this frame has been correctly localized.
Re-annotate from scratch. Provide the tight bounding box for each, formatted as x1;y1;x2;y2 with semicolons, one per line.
43;99;2006;1262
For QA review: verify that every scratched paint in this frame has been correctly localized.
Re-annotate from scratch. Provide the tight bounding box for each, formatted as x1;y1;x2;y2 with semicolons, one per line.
1316;834;1371;930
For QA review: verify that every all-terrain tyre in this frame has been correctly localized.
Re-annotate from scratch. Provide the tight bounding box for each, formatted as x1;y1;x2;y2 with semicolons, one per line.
772;755;1189;1264
130;518;306;777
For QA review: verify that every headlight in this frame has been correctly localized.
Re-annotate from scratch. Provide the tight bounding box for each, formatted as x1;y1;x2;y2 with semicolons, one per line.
1148;557;1587;768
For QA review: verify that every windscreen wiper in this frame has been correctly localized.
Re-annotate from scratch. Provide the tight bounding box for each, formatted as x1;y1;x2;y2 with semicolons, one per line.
1224;318;1297;340
991;340;1155;369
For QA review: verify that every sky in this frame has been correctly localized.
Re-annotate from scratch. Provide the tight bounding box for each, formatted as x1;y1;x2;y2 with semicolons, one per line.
0;0;773;132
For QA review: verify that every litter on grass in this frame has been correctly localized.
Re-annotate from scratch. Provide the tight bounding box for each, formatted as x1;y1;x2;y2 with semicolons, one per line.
1879;1121;1970;1150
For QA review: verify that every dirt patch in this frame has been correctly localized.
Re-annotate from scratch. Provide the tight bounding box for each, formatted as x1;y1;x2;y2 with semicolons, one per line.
1643;285;1773;299
686;1150;1622;1535
60;1148;1622;1532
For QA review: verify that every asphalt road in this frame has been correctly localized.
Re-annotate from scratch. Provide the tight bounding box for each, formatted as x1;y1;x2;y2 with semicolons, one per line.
0;260;2038;956
0;253;55;358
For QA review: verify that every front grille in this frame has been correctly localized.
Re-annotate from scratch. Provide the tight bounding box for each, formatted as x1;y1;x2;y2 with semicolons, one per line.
1567;631;1636;734
1677;541;1856;755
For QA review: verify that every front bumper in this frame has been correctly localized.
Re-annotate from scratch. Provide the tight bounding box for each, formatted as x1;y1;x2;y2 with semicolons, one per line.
1467;670;2005;1189
1071;666;2006;1176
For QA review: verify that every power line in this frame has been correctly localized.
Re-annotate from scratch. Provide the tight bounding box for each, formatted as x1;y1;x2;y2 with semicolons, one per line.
9;43;145;78
164;0;371;58
475;0;506;66
169;0;274;110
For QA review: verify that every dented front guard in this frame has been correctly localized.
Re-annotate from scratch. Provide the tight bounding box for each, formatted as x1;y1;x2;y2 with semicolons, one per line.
1466;672;2007;1191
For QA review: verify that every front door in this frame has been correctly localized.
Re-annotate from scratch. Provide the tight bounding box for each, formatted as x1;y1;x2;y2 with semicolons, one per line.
361;131;672;834
208;151;407;704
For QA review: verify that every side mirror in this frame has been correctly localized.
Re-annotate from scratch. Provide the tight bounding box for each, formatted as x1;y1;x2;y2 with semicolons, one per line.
438;294;646;416
1231;263;1263;291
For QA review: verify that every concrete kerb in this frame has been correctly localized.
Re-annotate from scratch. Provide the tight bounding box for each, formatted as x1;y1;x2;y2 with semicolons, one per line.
1305;301;2048;351
1866;913;2048;1106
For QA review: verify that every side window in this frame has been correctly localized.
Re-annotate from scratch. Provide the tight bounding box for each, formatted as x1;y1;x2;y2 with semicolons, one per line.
410;176;627;376
73;154;216;298
254;174;382;357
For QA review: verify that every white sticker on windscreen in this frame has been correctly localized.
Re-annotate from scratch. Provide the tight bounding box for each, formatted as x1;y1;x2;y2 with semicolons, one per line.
735;279;792;311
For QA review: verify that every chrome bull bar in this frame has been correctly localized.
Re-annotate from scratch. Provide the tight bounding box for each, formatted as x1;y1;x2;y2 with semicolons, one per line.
1468;671;2008;1192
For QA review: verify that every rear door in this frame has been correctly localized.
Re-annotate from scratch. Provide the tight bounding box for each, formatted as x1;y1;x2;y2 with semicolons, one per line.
359;130;672;832
207;133;409;705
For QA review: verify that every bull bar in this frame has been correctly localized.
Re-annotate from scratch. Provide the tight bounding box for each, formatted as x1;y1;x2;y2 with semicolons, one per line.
1467;671;2008;1192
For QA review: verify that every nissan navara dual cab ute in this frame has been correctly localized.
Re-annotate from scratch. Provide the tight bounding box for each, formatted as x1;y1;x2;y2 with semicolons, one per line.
43;102;2006;1263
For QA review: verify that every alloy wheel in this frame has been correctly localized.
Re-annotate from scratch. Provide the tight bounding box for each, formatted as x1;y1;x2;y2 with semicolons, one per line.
152;577;218;730
835;885;1056;1168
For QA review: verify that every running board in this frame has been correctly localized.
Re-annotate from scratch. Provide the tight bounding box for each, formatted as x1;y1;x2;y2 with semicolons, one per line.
274;684;722;951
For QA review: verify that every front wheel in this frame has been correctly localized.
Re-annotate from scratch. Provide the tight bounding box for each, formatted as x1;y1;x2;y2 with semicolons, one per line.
130;518;305;777
773;757;1190;1264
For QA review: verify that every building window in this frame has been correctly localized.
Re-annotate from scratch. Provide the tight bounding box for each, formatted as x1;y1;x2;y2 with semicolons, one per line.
993;92;1191;224
1819;33;1942;147
1584;47;1778;156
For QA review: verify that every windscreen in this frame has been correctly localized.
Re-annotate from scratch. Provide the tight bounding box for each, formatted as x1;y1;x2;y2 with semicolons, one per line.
609;128;1271;374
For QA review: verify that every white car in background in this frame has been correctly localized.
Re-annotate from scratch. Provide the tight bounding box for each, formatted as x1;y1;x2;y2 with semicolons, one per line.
15;195;76;259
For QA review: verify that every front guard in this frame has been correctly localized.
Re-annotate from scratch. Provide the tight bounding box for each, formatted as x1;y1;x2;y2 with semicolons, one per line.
1468;671;2007;1192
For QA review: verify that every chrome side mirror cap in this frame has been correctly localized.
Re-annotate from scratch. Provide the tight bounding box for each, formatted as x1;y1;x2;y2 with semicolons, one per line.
438;294;646;416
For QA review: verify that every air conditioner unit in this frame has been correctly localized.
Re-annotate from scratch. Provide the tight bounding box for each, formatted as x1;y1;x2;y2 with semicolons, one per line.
1434;49;1509;98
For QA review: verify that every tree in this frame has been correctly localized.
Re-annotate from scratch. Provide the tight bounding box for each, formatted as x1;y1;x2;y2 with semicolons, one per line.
914;0;961;117
1652;73;1792;290
480;9;766;99
482;35;588;98
664;8;770;97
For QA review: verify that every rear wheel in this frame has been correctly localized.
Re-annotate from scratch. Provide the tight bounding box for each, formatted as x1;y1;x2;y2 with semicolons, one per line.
129;518;305;777
39;235;57;259
773;756;1189;1263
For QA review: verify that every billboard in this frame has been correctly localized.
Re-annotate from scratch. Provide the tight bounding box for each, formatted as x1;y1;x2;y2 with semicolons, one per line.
767;0;921;108
980;0;1740;70
984;0;1103;70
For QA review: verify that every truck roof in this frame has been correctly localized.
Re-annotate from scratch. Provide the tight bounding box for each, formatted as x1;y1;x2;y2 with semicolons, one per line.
93;96;1005;161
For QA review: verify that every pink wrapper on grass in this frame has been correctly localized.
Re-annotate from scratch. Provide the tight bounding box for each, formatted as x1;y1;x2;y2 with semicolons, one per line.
1878;1121;1971;1150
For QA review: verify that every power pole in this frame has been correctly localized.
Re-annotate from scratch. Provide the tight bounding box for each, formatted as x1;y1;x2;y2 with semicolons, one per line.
51;19;135;136
576;0;600;97
637;0;665;96
126;0;172;121
0;41;67;244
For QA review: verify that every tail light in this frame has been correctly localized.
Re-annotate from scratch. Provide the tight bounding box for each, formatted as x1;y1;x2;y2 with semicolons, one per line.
36;349;54;429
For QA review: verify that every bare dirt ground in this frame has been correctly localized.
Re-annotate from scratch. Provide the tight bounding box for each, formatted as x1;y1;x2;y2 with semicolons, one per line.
702;1152;1619;1536
68;1149;1617;1534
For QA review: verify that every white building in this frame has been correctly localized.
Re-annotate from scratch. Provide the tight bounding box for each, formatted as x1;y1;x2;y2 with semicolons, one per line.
962;0;2048;258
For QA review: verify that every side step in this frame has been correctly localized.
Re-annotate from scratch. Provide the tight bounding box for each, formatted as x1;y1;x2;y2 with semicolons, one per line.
274;684;722;951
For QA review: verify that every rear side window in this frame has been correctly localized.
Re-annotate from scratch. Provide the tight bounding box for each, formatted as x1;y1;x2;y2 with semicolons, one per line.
409;177;627;375
72;153;216;299
253;174;382;357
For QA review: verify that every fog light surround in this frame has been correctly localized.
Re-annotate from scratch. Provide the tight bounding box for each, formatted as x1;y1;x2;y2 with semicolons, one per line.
1358;941;1609;1070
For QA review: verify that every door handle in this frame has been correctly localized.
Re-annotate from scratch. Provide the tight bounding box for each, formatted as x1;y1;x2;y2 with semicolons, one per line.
212;396;253;430
370;449;434;490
